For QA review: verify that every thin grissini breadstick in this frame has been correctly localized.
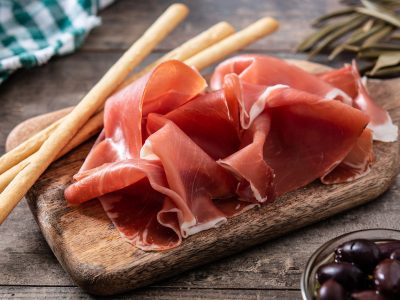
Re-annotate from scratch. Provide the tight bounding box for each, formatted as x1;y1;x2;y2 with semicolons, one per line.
0;3;189;224
0;16;278;197
0;15;279;223
0;119;62;175
185;17;279;70
0;161;28;194
120;21;235;88
0;112;104;193
0;21;235;178
0;22;235;193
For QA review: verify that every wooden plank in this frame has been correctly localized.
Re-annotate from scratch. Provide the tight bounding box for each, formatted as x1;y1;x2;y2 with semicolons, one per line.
2;0;392;298
1;177;399;289
83;0;343;52
1;51;399;294
0;286;299;300
5;61;398;295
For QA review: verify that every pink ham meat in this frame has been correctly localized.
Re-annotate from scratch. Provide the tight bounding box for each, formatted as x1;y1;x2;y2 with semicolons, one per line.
317;62;398;142
321;129;374;184
220;74;369;195
65;57;384;251
211;54;396;184
210;54;351;103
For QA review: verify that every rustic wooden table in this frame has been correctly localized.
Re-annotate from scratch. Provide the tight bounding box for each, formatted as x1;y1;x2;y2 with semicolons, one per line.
0;1;399;299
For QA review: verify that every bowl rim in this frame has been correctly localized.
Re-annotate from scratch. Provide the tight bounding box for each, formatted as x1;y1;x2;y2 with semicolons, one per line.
300;228;400;300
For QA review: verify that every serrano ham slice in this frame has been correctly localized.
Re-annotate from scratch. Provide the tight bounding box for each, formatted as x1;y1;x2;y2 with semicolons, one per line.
220;74;369;195
64;57;394;251
79;60;207;170
321;129;374;184
146;89;240;160
210;54;351;103
317;62;398;142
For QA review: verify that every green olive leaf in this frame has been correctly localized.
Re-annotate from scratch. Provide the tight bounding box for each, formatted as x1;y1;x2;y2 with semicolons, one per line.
362;25;394;47
359;49;400;58
308;15;368;59
362;43;400;50
346;22;386;44
369;53;400;75
367;64;400;77
297;0;400;78
296;22;346;52
312;8;355;26
356;6;400;27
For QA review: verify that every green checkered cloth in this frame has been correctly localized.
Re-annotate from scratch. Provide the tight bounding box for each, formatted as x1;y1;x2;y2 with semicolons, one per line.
0;0;113;84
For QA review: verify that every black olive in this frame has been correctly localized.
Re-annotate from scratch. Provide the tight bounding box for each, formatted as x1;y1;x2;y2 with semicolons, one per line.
316;262;366;291
390;249;400;261
351;290;385;300
378;241;400;259
374;259;400;297
317;279;347;300
335;239;380;272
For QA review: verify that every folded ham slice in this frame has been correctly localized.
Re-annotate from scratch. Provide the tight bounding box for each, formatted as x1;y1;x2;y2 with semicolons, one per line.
321;128;374;184
64;56;395;251
317;62;398;142
210;54;352;103
220;74;369;195
211;55;397;143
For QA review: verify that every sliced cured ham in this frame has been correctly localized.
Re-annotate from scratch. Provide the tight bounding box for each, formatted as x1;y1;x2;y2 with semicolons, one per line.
142;118;237;236
79;59;207;169
317;62;398;142
321;129;374;184
218;111;275;202
220;74;369;195
210;54;351;103
146;89;240;160
317;64;358;98
65;56;393;251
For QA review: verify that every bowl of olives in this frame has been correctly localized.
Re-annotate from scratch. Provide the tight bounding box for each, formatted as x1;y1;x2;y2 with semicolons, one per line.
301;228;400;300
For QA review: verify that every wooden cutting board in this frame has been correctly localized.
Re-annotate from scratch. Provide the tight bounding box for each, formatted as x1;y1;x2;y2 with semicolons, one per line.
6;60;400;296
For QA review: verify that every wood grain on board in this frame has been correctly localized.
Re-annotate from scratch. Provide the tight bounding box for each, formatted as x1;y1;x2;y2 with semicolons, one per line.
1;1;399;298
5;61;400;295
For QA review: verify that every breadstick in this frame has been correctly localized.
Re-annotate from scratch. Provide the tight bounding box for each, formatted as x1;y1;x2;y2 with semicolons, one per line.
0;15;280;224
0;111;104;193
0;20;234;178
120;21;235;88
0;3;189;224
186;17;279;70
0;119;61;174
0;161;28;194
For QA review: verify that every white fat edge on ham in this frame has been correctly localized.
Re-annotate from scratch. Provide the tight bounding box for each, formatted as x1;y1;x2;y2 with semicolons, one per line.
352;64;398;142
158;201;226;238
367;122;398;142
181;216;227;237
140;139;160;160
250;181;270;202
232;203;260;216
355;91;398;142
217;160;270;203
140;137;228;238
324;88;353;105
241;84;288;129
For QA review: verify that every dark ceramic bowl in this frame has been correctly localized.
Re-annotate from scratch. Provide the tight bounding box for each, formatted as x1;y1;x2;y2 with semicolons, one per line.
300;228;400;300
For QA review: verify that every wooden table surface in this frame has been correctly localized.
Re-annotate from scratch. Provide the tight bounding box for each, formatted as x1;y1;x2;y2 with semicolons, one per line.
0;1;399;299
